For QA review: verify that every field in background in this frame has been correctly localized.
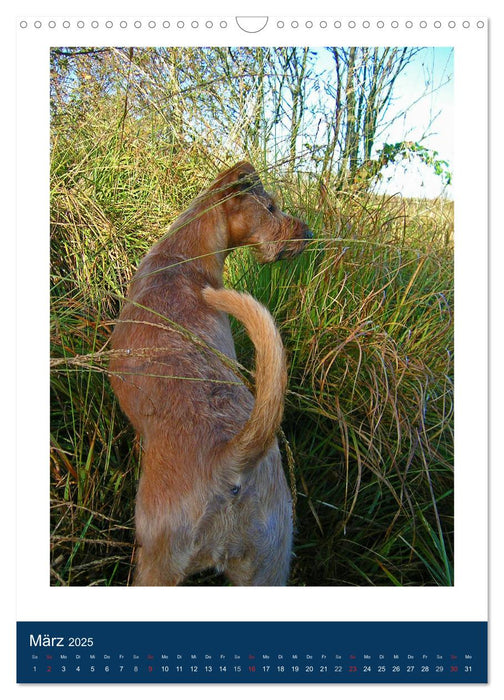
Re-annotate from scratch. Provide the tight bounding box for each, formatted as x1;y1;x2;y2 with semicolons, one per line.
50;48;454;587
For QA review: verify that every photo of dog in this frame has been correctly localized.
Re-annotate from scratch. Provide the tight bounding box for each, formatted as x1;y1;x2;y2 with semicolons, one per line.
109;162;313;585
50;47;455;590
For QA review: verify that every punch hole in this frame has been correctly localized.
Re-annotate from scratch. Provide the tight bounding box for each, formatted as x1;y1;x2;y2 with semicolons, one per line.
19;20;28;28
48;21;56;29
236;17;268;33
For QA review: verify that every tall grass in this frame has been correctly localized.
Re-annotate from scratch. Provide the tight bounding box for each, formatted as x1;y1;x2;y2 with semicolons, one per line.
50;70;453;587
225;192;454;587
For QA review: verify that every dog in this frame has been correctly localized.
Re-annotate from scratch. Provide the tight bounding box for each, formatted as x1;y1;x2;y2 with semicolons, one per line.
109;162;312;585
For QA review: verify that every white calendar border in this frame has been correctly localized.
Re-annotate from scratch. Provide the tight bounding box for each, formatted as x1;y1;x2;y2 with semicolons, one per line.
14;9;488;624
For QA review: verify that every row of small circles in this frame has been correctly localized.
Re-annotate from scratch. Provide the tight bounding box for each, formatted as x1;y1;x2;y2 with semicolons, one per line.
19;19;486;30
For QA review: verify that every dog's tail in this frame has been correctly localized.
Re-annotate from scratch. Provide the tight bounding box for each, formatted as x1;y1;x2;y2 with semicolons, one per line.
202;286;287;473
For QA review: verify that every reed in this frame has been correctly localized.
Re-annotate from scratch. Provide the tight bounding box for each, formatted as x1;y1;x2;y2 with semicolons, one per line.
50;63;453;587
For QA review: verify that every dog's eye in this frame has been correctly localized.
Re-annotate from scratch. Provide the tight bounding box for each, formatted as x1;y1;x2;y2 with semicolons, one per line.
267;203;276;213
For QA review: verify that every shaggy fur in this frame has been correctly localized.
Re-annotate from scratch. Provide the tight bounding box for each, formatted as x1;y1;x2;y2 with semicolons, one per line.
109;162;312;585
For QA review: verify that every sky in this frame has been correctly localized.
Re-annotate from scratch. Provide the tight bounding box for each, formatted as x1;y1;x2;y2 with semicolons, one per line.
371;47;454;199
307;46;454;199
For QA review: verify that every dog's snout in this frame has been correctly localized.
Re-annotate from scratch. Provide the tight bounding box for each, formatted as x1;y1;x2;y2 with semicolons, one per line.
304;229;314;240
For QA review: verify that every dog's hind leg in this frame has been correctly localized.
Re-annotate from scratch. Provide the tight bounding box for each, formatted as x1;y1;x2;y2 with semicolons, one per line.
134;542;184;587
224;509;293;586
224;545;291;586
133;464;195;586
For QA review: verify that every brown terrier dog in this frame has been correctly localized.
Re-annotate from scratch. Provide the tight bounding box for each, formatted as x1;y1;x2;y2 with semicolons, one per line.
109;162;312;585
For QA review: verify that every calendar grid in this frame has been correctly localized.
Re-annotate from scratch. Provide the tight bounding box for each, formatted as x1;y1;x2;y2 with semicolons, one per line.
17;621;487;684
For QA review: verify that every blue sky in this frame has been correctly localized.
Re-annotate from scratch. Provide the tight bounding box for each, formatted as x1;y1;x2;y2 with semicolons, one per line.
306;46;454;199
371;47;454;199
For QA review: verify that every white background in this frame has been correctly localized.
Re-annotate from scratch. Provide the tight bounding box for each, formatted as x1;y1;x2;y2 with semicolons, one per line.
16;6;487;626
3;0;501;698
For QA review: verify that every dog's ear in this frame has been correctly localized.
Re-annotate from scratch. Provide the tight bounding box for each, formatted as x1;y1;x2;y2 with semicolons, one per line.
233;166;266;196
235;171;261;192
228;161;255;177
210;162;266;199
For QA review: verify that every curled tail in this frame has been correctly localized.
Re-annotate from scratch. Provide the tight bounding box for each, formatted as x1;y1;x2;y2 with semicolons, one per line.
202;286;287;473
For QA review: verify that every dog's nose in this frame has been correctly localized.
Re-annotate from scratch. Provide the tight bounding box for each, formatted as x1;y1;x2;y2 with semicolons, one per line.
304;229;314;240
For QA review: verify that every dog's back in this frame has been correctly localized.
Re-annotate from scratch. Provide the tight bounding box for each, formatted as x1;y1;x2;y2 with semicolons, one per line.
109;162;310;585
109;274;292;586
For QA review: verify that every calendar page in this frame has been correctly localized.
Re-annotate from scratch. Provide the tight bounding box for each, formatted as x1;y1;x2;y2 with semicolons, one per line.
13;3;488;689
